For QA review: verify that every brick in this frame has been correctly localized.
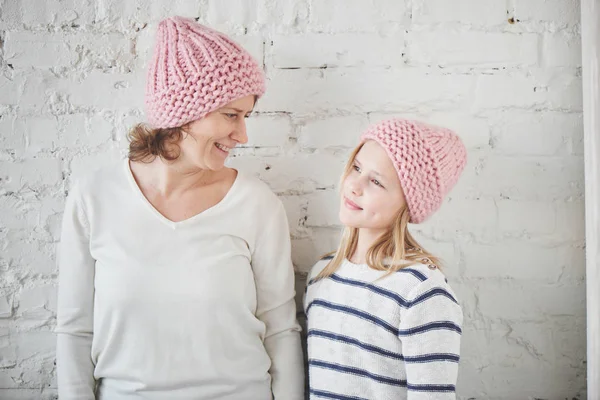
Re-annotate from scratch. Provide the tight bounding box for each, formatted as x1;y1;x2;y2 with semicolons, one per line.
257;0;309;32
412;0;506;25
271;33;405;68
24;116;59;152
476;281;585;320
0;193;41;229
18;285;57;314
542;32;582;67
513;0;580;28
298;115;368;149
464;242;583;281
68;147;123;185
459;362;584;398
86;114;114;147
407;32;538;67
0;158;62;192
73;32;135;71
65;70;145;110
570;121;584;155
426;112;490;150
490;111;582;156
497;200;555;235
461;318;585;371
306;190;341;228
309;0;408;32
260;69;475;113
244;115;291;147
555;199;585;242
4;31;77;68
18;71;60;113
462;154;583;201
0;297;11;318
14;331;56;361
58;114;82;149
4;239;55;275
474;71;583;111
228;153;346;193
206;0;259;29
418;198;499;243
0;74;22;106
1;0;95;29
0;115;26;151
97;0;202;26
279;195;308;237
0;389;58;399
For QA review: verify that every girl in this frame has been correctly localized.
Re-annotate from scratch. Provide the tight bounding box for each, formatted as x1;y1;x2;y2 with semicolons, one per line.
304;118;467;399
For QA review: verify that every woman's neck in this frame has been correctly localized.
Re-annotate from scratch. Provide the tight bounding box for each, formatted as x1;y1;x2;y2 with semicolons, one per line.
130;157;222;198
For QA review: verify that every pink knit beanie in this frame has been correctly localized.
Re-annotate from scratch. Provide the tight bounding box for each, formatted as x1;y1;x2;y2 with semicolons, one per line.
360;118;467;224
145;16;266;129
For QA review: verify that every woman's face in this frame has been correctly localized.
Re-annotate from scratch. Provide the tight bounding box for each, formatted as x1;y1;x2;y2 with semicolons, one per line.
177;95;255;171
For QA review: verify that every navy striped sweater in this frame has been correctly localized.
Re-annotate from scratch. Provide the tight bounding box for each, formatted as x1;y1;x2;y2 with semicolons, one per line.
304;257;462;400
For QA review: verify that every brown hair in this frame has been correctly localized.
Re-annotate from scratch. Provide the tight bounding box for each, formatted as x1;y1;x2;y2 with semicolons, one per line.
127;123;183;162
316;143;441;281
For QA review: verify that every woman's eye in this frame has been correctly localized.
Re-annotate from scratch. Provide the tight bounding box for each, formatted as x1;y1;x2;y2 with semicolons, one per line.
353;165;360;172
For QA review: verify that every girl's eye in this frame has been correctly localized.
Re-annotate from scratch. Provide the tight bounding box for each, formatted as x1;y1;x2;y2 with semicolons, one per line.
372;179;384;188
224;113;238;119
352;165;360;172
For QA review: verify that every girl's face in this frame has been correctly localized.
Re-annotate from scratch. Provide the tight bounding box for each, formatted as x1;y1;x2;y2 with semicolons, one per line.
339;140;407;233
177;95;255;171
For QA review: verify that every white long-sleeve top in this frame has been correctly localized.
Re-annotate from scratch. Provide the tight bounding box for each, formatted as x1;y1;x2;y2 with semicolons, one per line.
305;257;462;400
55;159;304;400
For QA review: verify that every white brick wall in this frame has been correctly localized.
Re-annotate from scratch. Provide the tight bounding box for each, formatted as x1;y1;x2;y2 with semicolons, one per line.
0;0;585;398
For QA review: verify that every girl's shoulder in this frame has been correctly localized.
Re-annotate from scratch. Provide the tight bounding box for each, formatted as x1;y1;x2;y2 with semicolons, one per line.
386;262;460;303
307;254;335;281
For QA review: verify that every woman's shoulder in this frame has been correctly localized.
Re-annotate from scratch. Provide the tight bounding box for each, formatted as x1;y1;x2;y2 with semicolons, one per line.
235;170;282;208
69;159;127;198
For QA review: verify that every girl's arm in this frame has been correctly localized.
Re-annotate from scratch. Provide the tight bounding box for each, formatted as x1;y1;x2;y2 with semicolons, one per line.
252;200;305;400
399;275;463;400
55;185;96;399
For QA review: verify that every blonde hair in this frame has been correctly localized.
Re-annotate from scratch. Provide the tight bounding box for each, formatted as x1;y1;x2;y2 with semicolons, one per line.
316;143;441;280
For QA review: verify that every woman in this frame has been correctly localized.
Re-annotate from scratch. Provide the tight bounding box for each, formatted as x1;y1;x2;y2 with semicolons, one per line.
55;16;304;400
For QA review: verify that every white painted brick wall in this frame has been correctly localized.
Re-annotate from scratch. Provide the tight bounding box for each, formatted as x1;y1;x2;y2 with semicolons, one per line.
0;0;585;398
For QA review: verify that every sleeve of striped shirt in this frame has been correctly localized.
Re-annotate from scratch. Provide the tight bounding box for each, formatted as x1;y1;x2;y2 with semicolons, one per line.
398;274;463;400
251;199;305;400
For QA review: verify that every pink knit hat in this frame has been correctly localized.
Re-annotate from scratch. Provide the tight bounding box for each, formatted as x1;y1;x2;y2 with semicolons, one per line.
145;16;266;129
360;118;467;224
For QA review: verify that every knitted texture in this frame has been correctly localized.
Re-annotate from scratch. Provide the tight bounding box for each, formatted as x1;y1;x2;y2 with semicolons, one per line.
360;119;467;224
145;16;266;129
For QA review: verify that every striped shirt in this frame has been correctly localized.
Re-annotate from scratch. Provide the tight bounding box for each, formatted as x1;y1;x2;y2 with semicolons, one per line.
304;257;462;400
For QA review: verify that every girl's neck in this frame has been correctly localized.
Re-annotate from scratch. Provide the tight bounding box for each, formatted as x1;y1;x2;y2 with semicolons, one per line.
348;228;385;264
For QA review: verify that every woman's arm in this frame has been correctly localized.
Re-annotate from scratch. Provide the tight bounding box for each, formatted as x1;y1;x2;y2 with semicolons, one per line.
251;200;304;400
55;185;96;399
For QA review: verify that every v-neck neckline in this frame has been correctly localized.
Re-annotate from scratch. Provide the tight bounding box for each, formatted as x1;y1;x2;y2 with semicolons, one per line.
124;159;242;229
